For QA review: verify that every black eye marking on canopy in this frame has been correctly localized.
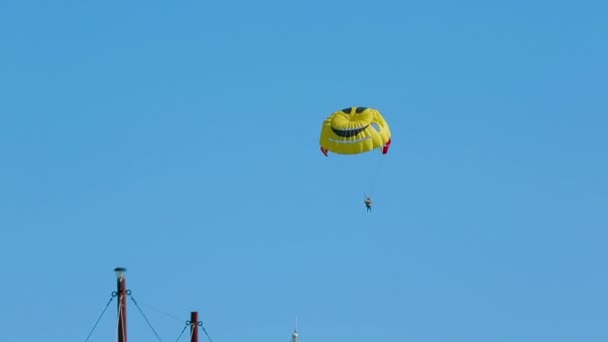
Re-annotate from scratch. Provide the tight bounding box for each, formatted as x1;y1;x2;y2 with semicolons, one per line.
340;107;368;114
331;125;369;137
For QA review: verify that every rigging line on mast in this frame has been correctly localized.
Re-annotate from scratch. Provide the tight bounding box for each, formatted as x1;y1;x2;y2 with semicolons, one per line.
128;292;164;342
190;323;196;341
138;301;185;323
83;293;116;342
174;324;188;342
175;319;208;342
117;293;126;341
201;324;214;342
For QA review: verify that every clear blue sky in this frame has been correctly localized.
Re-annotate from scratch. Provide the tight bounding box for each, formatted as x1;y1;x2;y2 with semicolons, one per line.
1;0;607;341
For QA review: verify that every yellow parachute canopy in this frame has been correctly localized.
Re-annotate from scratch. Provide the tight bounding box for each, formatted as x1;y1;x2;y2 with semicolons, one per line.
319;107;392;156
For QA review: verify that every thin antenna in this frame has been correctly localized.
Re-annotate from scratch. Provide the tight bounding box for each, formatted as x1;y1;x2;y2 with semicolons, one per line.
291;317;299;342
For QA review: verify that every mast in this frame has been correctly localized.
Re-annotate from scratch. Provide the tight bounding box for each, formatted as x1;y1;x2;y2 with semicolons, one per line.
115;267;128;342
190;311;199;342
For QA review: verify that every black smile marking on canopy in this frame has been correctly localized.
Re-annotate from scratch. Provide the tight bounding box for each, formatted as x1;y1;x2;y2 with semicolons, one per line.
331;125;369;137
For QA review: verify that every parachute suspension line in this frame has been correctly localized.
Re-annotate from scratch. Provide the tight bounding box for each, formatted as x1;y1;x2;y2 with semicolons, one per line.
128;292;164;342
83;293;116;342
367;149;387;198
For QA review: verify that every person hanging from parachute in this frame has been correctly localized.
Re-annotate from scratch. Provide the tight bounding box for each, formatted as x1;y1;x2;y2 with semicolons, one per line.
364;197;372;212
318;106;392;212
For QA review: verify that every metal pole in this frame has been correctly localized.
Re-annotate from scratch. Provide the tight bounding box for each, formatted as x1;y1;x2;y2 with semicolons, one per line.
190;311;199;342
115;267;128;342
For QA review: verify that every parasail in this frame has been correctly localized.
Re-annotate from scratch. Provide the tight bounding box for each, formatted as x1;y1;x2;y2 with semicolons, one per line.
319;106;392;156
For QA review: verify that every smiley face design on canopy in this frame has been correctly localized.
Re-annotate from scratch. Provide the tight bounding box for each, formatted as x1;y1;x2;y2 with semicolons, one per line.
319;106;392;156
